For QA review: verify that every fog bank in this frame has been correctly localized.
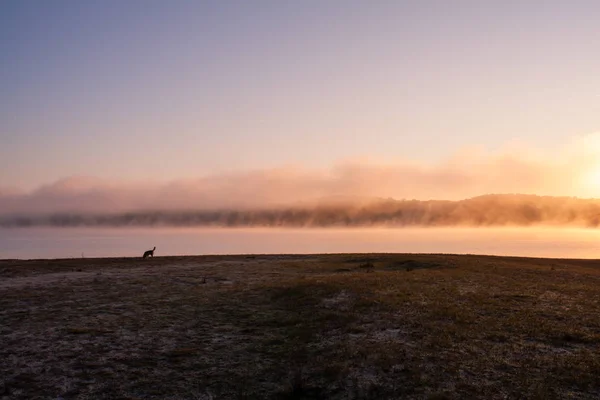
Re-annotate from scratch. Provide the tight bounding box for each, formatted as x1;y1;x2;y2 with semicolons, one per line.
3;194;600;228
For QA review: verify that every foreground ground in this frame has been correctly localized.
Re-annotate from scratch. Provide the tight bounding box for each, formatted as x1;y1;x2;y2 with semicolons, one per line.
1;254;600;399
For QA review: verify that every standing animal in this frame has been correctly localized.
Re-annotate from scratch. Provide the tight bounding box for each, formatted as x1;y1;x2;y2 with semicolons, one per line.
143;246;156;258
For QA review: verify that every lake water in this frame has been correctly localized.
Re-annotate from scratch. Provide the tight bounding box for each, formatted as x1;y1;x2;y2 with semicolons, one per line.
2;227;600;260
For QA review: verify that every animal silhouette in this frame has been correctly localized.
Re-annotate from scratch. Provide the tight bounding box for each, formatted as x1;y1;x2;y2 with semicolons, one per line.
143;246;156;258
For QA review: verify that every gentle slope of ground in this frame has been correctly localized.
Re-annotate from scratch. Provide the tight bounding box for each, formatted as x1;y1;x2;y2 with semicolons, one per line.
1;254;600;399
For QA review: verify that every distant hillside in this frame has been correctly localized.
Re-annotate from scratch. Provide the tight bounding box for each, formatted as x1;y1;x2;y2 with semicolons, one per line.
3;194;600;228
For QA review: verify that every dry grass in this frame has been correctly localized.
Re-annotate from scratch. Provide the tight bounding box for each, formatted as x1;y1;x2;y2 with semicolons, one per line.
2;253;600;399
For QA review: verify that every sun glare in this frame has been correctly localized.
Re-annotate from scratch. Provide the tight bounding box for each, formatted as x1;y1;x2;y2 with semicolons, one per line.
578;162;600;198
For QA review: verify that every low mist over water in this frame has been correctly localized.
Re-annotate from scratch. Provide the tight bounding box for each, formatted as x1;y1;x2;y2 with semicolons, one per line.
6;195;600;228
2;227;600;260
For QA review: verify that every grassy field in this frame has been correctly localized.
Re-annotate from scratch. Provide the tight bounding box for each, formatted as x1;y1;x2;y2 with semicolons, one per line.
2;253;600;399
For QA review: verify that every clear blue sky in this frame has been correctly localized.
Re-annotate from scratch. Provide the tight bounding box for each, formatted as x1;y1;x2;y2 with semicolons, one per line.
2;0;600;190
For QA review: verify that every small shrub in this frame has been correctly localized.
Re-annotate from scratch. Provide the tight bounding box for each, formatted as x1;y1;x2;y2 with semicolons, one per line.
359;262;375;272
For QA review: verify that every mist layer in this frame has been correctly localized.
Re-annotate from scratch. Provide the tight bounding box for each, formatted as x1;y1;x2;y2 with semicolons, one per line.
3;194;600;228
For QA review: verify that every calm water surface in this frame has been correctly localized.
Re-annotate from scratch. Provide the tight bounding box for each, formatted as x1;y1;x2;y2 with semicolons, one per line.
1;227;600;259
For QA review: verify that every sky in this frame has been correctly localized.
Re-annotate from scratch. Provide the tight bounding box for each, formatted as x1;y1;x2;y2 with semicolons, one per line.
1;1;600;206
